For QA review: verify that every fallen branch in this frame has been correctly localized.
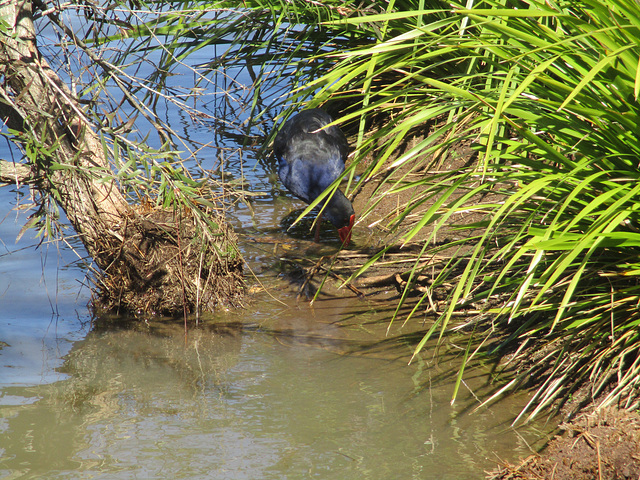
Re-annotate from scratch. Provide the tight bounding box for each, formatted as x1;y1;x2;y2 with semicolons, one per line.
0;1;244;315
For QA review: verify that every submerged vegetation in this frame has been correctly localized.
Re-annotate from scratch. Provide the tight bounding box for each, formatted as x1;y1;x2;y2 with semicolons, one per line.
6;0;639;420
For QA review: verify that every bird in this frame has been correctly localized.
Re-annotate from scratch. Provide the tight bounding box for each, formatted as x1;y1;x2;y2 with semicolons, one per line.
273;108;355;246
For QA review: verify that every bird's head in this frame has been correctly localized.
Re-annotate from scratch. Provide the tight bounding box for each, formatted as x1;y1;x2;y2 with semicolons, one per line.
324;189;355;247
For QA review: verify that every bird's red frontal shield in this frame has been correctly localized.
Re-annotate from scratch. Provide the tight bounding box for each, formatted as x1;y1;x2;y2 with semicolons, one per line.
338;214;355;246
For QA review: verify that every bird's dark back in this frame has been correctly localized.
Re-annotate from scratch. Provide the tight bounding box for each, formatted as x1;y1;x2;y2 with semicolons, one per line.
274;109;349;203
274;109;348;169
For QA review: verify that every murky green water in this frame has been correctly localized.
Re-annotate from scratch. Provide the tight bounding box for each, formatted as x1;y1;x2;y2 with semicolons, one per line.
0;135;557;480
0;168;554;479
1;310;547;480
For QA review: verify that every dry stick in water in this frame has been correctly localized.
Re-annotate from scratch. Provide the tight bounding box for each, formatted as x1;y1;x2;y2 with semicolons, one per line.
297;256;325;301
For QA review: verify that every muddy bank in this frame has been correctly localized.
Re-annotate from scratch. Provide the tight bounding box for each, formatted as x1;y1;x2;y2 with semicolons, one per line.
489;408;640;480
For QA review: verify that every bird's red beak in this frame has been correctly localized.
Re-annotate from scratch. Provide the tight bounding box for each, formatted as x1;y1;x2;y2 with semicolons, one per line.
338;214;355;247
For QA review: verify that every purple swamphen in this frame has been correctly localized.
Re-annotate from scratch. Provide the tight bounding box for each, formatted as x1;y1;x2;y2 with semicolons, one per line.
274;109;355;246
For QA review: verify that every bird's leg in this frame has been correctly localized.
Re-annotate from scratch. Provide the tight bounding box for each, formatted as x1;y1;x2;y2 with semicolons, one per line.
314;213;323;242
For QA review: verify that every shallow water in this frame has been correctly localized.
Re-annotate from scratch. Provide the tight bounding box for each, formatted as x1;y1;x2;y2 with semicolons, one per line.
0;187;550;479
0;303;547;480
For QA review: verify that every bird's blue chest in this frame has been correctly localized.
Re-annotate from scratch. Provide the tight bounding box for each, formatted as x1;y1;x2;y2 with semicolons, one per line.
278;154;342;204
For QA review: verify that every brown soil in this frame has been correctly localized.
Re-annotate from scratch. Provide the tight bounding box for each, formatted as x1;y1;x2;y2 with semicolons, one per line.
489;408;640;480
350;136;485;245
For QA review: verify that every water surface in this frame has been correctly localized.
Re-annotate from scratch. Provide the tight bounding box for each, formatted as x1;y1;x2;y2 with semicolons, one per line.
0;197;549;479
1;306;546;480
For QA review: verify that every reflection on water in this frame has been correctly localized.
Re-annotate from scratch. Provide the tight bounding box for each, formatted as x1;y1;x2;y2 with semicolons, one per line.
0;289;551;480
0;159;555;480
